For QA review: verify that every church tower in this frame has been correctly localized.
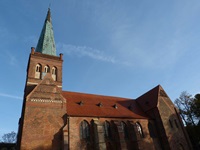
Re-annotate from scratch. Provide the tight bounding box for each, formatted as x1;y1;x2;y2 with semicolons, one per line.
17;9;66;150
25;8;63;96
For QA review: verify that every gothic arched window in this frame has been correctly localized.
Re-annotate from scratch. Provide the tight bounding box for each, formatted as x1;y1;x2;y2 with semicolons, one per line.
52;67;57;81
104;121;112;138
80;120;90;140
135;122;144;138
121;122;129;139
35;64;42;79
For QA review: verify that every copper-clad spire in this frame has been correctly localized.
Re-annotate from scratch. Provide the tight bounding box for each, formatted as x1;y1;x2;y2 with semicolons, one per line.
35;8;56;56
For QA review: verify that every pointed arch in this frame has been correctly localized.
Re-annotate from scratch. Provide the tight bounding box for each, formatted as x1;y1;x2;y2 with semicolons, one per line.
135;122;144;138
80;120;90;140
35;64;42;79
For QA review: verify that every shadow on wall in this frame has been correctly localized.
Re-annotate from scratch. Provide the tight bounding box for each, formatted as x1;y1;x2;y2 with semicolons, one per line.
52;130;63;150
31;114;67;150
168;113;194;150
30;131;63;150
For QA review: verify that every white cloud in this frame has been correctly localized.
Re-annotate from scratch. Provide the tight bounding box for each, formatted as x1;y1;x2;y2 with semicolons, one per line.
57;1;200;69
0;93;22;100
57;43;116;63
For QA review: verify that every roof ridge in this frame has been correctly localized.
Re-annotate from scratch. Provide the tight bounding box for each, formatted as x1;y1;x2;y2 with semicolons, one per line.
62;90;134;100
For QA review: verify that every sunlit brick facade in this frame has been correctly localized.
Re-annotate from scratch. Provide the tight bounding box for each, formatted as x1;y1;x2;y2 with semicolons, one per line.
17;9;192;150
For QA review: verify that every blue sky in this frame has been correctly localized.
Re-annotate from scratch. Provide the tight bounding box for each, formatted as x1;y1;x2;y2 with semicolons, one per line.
0;0;200;137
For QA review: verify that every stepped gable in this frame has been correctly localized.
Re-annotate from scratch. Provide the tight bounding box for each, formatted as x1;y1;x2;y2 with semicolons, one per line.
62;91;148;118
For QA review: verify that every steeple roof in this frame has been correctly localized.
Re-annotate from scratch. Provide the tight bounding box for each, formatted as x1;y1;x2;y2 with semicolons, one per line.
35;8;56;56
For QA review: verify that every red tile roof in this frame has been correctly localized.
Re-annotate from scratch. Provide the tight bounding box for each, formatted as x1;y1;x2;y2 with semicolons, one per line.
62;91;149;119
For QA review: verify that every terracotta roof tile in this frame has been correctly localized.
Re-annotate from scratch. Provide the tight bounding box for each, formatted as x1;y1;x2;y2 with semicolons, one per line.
62;91;148;119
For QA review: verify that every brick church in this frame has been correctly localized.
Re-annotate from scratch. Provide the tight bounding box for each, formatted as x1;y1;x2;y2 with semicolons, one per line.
17;9;192;150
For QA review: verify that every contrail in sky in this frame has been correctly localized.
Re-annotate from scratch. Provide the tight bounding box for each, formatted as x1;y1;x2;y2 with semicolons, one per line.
0;93;22;100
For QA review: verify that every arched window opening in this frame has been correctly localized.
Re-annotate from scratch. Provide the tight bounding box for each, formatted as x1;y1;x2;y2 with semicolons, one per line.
104;121;112;138
36;64;41;72
52;67;57;75
44;65;50;73
135;122;144;138
35;64;42;79
52;67;57;81
80;120;90;140
121;122;129;139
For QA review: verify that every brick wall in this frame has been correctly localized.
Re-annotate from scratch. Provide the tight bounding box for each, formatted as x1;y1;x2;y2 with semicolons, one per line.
19;75;66;150
66;117;159;150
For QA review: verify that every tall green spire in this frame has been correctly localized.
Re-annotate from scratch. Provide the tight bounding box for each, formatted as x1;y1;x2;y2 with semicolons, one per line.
35;8;56;56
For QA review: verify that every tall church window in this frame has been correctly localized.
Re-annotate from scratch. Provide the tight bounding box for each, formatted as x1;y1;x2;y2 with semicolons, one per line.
135;122;144;138
104;121;112;138
121;122;129;139
52;67;57;81
80;120;90;140
35;64;42;79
